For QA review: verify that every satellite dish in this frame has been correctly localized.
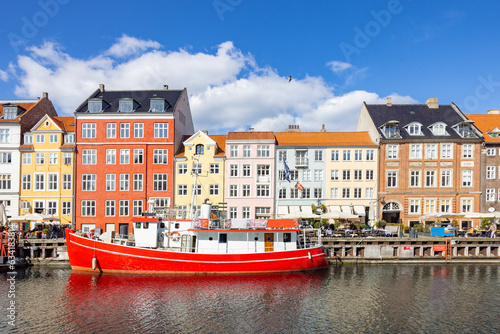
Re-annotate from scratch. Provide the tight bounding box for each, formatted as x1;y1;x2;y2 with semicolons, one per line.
488;207;495;213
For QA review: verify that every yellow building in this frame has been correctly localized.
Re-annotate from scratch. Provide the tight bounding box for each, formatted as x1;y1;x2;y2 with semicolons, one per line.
174;130;226;215
19;115;75;227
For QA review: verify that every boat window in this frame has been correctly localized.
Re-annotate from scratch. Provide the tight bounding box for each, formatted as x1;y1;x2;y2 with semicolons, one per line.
135;223;141;229
219;233;227;243
209;237;213;241
143;222;149;229
284;233;291;242
254;237;258;241
160;222;165;228
175;223;180;228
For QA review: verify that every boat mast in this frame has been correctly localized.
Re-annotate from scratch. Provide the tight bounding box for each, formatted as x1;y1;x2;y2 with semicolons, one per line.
190;154;200;220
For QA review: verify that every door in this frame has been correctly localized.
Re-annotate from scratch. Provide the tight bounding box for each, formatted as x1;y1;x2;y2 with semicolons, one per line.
264;233;274;252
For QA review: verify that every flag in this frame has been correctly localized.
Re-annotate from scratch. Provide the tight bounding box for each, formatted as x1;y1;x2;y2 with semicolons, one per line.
283;159;291;182
295;181;304;191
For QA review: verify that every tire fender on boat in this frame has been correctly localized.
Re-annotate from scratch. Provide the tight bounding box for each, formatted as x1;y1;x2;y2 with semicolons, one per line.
169;231;180;241
92;257;97;271
308;252;312;261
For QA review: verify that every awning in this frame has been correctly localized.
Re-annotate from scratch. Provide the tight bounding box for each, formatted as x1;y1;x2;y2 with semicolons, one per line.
301;206;313;214
341;205;353;214
354;206;366;216
277;206;289;216
330;205;341;213
289;206;301;214
419;212;465;220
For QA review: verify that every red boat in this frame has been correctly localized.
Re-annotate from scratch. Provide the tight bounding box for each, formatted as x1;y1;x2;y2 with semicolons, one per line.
66;206;329;274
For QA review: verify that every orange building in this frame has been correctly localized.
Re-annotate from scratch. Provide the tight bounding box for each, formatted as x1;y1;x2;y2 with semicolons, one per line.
74;85;194;235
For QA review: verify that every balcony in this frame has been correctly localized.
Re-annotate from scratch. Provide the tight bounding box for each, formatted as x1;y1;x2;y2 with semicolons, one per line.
295;157;308;168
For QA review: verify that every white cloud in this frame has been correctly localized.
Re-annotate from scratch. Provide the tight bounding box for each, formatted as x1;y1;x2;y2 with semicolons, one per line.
8;38;416;134
326;60;353;73
0;69;7;81
105;34;161;58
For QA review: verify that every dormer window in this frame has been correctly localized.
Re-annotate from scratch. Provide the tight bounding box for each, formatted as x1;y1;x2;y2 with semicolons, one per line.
381;121;401;139
196;144;204;155
406;122;423;136
488;128;500;138
3;106;18;119
150;99;165;112
88;99;104;113
453;121;477;138
429;122;449;136
119;99;134;113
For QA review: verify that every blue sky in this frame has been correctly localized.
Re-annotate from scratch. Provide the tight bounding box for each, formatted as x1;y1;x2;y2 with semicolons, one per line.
1;0;499;134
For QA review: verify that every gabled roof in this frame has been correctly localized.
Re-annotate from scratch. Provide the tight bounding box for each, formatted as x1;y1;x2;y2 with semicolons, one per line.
275;132;376;147
364;102;479;140
54;116;75;132
226;131;275;141
465;114;500;143
175;134;227;158
75;89;184;113
0;100;38;122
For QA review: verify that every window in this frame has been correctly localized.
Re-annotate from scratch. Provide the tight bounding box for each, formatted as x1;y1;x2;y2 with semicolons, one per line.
383;124;399;138
209;184;219;196
119;200;129;216
314;188;323;199
230;164;239;177
257;165;270;177
407;123;422;135
46;201;56;216
342;170;351;181
353;170;362;181
330;188;339;199
461;199;472;212
0;129;10;143
365;188;374;199
290;188;300;199
49;134;58;143
331;150;339;161
24;134;33;144
302;169;311;181
229;185;238;197
62;201;71;215
441;143;453;159
387;171;397;188
455;123;476;138
242;184;250;197
0;152;11;164
462;144;473;158
331;170;339;181
82;174;96;191
487;166;496;179
486;189;496;202
278;150;286;162
210;164;219;174
314;169;324;181
431;123;447;136
353;188;361;199
243;164;251;177
243;145;251;158
425;144;437;159
441;170;452;187
229;207;237;219
314;150;323;161
154;123;168;138
425;170;436;187
105;200;115;216
47;173;58;191
365;170;374;180
35;153;44;165
387;145;398;159
487;148;496;156
279;188;286;199
36;134;45;143
343;150;351;161
153;149;168;164
119;99;133;112
366;149;374;161
3;106;17;119
133;200;143;216
410;170;420;187
354;150;362;161
133;174;143;191
257;145;270;157
63;174;71;190
63;153;72;165
81;124;96;138
255;207;271;218
150;99;165;112
81;201;96;216
22;175;31;190
153;174;168;191
106;174;116;191
462;170;473;187
409;199;420;214
424;199;436;214
440;199;451;213
178;164;187;174
106;123;116;138
230;145;238;158
34;174;44;191
120;149;130;164
82;149;96;164
106;149;116;164
120;123;130;138
410;144;422;159
256;185;270;197
134;123;143;138
192;164;202;174
342;188;350;199
242;207;250;219
178;185;188;196
64;134;74;144
196;144;204;155
120;174;130;191
49;153;58;165
88;99;102;113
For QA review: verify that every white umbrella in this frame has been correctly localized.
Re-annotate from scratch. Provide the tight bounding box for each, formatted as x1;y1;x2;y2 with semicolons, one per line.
0;203;7;226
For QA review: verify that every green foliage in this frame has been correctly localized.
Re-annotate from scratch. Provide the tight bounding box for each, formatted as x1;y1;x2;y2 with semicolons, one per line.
334;220;341;230
481;218;492;229
404;226;410;232
376;220;387;228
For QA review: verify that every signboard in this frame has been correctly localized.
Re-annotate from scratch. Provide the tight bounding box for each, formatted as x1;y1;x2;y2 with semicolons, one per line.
433;245;446;252
461;161;474;167
404;246;413;250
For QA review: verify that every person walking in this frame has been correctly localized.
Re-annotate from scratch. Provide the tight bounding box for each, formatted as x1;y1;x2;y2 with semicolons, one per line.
490;223;497;238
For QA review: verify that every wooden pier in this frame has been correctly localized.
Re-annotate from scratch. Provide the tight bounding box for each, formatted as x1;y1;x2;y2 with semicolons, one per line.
18;238;68;261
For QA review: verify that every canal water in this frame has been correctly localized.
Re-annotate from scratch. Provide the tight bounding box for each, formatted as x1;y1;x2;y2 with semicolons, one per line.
1;264;499;333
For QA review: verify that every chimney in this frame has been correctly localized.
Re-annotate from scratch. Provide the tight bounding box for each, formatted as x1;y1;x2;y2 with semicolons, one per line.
386;97;392;107
163;85;169;90
488;109;500;115
425;98;439;109
99;84;105;92
285;125;301;133
320;124;326;132
249;127;254;132
201;130;208;134
42;92;48;99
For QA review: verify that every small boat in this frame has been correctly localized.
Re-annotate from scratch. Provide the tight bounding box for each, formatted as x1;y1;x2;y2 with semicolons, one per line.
66;205;329;274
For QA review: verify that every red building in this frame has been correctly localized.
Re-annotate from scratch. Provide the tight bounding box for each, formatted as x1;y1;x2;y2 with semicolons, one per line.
74;85;194;234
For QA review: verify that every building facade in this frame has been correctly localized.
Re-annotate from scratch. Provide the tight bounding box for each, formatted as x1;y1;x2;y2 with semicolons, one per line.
74;85;194;234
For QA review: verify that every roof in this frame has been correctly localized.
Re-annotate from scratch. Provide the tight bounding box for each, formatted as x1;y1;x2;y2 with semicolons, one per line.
53;116;75;132
275;131;376;147
0;100;38;122
465;114;500;143
364;103;479;140
175;134;227;158
75;89;184;113
226;131;275;141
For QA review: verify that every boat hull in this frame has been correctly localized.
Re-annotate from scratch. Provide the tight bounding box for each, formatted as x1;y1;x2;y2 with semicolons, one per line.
65;229;329;274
